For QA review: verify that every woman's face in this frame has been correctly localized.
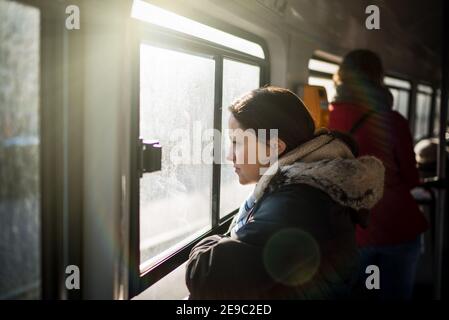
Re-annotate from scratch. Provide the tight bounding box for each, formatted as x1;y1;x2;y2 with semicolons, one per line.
226;114;285;185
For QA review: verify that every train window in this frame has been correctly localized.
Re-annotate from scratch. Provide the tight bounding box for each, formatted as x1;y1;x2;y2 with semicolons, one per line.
414;84;433;141
0;0;41;299
139;44;215;269
388;87;409;118
384;76;411;119
308;76;336;102
433;89;441;136
417;84;433;95
131;0;265;59
130;0;268;296
308;59;339;75
307;60;413;118
307;59;414;121
307;58;339;102
384;76;412;90
220;59;260;218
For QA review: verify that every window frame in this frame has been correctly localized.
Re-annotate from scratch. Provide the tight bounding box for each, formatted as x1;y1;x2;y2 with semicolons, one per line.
128;12;269;298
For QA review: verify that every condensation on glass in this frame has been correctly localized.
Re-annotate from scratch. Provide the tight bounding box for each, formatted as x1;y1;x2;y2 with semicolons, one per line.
0;0;41;299
220;59;260;218
139;44;214;270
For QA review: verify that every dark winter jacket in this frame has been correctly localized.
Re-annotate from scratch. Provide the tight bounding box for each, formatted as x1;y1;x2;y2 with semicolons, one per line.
186;133;385;299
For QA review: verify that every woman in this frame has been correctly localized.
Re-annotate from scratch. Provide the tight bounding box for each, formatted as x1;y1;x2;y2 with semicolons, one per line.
185;86;385;299
328;49;429;299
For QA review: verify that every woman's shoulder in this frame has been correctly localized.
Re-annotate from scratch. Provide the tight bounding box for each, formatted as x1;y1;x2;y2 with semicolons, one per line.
254;183;335;222
235;183;337;246
382;110;413;141
268;182;333;201
260;156;384;213
390;110;409;125
328;102;367;130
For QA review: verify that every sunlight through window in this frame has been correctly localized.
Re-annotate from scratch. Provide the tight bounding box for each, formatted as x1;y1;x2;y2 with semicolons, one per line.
308;76;336;102
308;59;339;75
384;76;411;90
131;0;265;59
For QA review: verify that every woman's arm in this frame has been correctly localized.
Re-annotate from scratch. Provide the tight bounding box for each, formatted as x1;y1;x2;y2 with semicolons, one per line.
185;185;331;299
185;234;273;299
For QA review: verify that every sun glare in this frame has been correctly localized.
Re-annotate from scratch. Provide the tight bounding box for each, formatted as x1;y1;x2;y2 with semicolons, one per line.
131;0;265;59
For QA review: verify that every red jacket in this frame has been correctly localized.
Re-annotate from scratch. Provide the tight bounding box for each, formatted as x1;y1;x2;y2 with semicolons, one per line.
328;102;428;246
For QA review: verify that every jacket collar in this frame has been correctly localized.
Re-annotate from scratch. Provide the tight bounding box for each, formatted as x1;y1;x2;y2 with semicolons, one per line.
253;132;385;211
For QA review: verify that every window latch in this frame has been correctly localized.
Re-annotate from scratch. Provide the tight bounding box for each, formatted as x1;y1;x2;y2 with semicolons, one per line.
139;139;162;177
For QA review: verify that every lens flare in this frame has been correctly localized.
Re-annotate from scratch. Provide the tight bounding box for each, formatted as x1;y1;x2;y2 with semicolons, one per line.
263;228;320;287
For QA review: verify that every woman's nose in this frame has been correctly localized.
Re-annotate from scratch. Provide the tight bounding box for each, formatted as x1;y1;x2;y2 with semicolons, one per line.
225;147;235;163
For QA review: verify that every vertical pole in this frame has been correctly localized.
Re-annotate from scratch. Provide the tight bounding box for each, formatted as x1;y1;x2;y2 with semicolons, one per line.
434;0;448;300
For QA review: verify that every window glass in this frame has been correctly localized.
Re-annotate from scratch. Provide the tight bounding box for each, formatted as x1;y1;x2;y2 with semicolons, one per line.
384;76;411;90
433;90;441;136
384;76;411;120
417;84;433;94
389;88;409;119
220;59;260;218
433;93;449;137
308;76;336;102
415;92;432;141
139;44;215;270
0;0;41;299
308;59;339;75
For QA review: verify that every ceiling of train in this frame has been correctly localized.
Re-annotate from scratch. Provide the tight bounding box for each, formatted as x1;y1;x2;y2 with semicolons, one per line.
284;0;442;58
155;0;443;83
254;0;443;81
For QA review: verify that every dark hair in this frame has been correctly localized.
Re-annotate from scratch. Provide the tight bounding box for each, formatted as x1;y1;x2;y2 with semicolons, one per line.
335;49;384;85
228;86;315;154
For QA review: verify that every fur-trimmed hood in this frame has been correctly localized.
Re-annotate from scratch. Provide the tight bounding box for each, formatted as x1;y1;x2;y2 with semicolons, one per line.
254;132;385;211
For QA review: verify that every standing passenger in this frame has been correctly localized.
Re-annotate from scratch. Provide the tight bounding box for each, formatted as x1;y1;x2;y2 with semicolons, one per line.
185;86;385;299
328;49;429;299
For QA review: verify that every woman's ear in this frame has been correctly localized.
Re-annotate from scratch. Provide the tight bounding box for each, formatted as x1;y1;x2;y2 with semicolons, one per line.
277;138;287;156
264;138;286;162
